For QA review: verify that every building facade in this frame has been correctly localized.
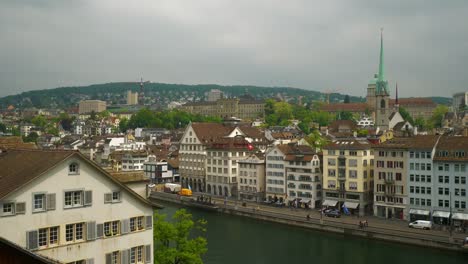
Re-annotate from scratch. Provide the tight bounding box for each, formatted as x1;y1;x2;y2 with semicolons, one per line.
323;139;374;216
284;145;322;209
265;145;287;202
373;139;408;220
78;100;106;114
238;153;266;202
205;137;253;197
127;90;139;105
0;150;154;264
181;96;264;120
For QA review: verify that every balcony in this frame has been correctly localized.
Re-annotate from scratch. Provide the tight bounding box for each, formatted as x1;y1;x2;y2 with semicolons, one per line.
384;178;395;184
385;190;396;196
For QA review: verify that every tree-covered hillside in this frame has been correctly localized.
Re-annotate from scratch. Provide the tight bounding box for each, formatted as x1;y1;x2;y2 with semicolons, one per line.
0;82;364;109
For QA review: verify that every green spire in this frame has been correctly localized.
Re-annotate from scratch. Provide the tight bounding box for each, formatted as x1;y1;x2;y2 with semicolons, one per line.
376;28;388;95
378;28;384;82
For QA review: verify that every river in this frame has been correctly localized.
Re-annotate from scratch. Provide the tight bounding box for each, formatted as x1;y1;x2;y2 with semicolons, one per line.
158;203;468;264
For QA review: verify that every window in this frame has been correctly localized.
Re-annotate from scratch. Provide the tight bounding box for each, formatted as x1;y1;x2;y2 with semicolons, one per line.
410;174;414;182
131;245;144;264
438;200;443;207
38;226;59;248
104;220;120;237
410;186;414;193
112;191;121;203
33;193;46;212
65;191;83;208
130;216;144;232
110;251;120;264
427;175;431;183
69;163;79;175
438;176;443;183
445;176;449;184
427;187;431;194
2;202;14;215
349;159;357;167
65;223;85;243
455;176;460;184
349;170;357;179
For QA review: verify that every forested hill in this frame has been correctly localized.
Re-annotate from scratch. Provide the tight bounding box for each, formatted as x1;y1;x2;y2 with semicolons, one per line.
0;82;449;109
0;82;364;109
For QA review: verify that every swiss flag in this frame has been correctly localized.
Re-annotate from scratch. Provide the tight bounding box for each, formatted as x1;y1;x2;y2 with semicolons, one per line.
247;144;254;151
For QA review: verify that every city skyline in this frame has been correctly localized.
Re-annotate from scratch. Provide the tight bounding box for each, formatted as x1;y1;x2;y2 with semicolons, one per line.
1;0;467;98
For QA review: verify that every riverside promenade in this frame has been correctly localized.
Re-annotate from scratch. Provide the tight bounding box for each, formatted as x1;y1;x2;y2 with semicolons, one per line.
150;191;468;252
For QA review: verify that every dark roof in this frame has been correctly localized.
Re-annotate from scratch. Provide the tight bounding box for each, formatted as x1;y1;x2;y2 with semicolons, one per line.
108;171;149;184
434;136;468;161
320;103;368;112
0;237;62;264
324;139;372;150
0;137;37;151
373;135;440;150
0;149;159;207
191;123;233;143
389;98;436;107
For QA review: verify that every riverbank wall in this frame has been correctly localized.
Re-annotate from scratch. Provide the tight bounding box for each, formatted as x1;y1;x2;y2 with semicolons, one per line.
150;192;468;253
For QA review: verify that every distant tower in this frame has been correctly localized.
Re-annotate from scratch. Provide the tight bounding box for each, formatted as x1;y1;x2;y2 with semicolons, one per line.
374;29;390;130
394;82;399;111
138;77;145;105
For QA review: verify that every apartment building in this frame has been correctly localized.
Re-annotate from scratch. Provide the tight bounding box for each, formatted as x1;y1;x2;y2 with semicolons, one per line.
432;136;468;226
205;137;253;197
284;145;322;209
78;100;106;114
265;145;287;202
0;149;154;264
373;139;408;219
238;153;265;202
323;139;374;216
179;122;268;192
122;151;148;171
407;136;439;221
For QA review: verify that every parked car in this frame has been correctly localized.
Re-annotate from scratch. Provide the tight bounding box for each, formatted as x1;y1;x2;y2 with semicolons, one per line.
408;220;432;230
324;209;341;218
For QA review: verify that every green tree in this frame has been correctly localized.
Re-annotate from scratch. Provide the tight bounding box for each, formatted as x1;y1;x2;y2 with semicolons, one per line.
429;105;449;128
31;115;47;128
398;107;414;124
119;117;129;133
344;95;350;103
24;132;39;143
90;110;97;120
336;111;353;121
414;116;426;130
305;129;328;151
154;209;207;264
264;99;276;116
0;122;6;133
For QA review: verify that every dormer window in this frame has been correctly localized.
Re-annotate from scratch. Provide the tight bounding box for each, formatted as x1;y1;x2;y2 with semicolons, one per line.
69;163;79;175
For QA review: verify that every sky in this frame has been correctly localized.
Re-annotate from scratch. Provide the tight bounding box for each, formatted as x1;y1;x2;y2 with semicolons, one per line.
1;0;467;98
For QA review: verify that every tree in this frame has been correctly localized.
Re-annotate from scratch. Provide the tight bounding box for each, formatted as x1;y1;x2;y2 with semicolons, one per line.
344;95;350;103
90;111;97;120
119;118;129;133
24;132;39;143
0;122;6;133
336;111;353;121
429;105;449;128
31;115;47;128
305;129;328;152
398;107;414;124
414;116;426;130
153;209;207;264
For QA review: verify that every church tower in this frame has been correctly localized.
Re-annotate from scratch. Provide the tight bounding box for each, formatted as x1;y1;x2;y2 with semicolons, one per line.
374;29;390;129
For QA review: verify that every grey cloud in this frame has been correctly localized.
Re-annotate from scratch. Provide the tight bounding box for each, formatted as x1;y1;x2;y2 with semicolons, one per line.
0;0;467;98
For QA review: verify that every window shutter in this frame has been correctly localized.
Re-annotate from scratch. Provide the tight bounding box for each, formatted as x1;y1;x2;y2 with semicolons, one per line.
104;193;112;203
26;230;38;250
145;244;151;263
105;253;112;264
84;190;93;206
121;249;130;264
87;221;96;240
16;202;26;214
96;223;104;238
145;215;153;229
86;258;94;264
121;219;129;234
46;193;56;210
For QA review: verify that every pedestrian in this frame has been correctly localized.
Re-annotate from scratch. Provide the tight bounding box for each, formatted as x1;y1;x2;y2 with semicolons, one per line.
306;214;310;221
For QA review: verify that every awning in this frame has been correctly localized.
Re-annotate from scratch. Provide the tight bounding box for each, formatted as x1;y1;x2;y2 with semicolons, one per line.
301;199;311;204
322;200;338;207
344;202;359;209
432;211;451;218
409;209;430;216
452;213;468;221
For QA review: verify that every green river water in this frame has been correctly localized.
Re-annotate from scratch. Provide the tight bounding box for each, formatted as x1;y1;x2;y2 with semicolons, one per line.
158;203;468;264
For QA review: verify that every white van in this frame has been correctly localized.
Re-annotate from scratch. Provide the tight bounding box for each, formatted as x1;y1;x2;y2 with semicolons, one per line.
408;220;432;230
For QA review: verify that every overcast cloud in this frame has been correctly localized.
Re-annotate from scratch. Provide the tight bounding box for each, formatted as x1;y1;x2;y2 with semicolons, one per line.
1;0;467;98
